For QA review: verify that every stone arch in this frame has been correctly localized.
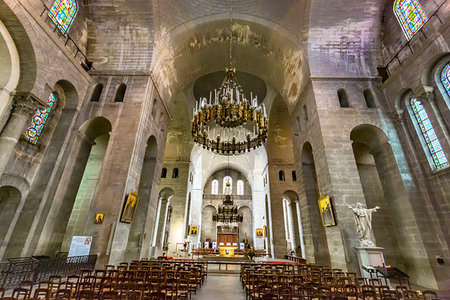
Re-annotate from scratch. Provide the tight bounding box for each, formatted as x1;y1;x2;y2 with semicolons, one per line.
114;83;127;102
299;142;330;266
238;205;253;245
125;135;158;260
151;15;309;110
0;174;30;259
90;83;104;102
201;205;217;242
0;2;36;94
152;187;175;254
282;190;303;256
0;186;21;259
350;123;436;287
0;19;20;123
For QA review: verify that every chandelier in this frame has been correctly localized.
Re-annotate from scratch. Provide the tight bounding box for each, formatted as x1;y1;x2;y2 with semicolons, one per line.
212;182;243;223
191;1;268;155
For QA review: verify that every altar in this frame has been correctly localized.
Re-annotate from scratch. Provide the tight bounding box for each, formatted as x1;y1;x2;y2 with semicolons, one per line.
218;246;238;257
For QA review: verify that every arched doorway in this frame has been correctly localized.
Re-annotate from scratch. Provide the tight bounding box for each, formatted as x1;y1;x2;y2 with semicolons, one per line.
0;186;21;259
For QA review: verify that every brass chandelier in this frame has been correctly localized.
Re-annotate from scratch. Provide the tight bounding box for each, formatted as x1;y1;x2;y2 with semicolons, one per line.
191;67;268;155
191;1;268;155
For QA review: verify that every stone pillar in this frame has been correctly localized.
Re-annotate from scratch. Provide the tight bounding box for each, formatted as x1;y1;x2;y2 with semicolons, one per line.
0;93;46;176
155;198;169;250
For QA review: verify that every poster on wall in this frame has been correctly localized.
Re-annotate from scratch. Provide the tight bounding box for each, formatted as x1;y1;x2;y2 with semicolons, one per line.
212;242;217;249
318;195;336;227
68;236;92;257
204;241;209;248
240;243;245;250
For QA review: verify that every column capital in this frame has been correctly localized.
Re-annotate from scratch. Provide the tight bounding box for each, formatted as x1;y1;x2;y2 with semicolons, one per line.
12;92;49;117
391;111;407;126
411;85;434;103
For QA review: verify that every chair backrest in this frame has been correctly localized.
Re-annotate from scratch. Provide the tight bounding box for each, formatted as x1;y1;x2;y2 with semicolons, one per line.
77;290;95;300
55;289;72;300
149;292;165;300
13;287;31;299
33;288;50;300
101;291;118;300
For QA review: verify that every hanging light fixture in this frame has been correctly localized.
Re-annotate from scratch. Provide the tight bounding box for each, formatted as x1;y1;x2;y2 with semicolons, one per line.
191;1;268;155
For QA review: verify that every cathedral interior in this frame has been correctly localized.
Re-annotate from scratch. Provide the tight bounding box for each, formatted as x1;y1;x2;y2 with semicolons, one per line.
0;0;450;298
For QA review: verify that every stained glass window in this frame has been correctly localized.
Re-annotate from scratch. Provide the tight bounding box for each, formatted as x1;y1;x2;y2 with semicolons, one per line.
48;0;78;35
25;93;57;145
211;180;219;195
410;98;448;170
441;63;450;97
237;180;244;195
394;0;427;39
223;176;232;195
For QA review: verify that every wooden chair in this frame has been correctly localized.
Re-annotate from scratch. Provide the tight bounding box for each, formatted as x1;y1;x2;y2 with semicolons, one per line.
383;290;399;300
422;290;438;300
76;290;95;300
362;290;377;300
54;289;71;300
12;287;31;300
100;291;118;300
148;292;165;300
262;293;279;300
396;286;409;298
32;289;50;300
403;290;420;300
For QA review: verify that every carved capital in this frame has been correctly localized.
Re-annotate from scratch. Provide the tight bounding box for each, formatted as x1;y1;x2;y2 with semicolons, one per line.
391;111;406;126
12;93;49;117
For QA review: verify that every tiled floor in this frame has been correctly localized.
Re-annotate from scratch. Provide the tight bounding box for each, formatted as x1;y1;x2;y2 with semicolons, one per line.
194;273;246;300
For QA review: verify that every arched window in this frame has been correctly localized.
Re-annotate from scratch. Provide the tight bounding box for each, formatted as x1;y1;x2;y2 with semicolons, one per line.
394;0;427;40
25;93;57;145
440;63;450;98
172;168;179;178
279;171;285;181
409;98;448;170
48;0;79;35
211;179;219;195
161;168;167;178
90;84;103;102
292;170;297;182
223;176;232;195
114;84;126;102
152;99;158;118
337;89;350;108
363;89;377;108
237;180;244;195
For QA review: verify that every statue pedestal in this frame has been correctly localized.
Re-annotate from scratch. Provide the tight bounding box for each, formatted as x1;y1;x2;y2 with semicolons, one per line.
354;247;385;278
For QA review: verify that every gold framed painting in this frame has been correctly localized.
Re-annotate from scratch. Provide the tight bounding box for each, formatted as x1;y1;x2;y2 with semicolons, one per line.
190;226;198;236
256;228;263;238
120;192;139;223
95;213;104;224
318;195;336;227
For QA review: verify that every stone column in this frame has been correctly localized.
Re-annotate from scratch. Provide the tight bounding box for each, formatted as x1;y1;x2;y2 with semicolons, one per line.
155;198;169;250
0;93;46;176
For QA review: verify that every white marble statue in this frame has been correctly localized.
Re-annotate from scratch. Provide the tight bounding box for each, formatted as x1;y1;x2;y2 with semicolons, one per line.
347;203;380;247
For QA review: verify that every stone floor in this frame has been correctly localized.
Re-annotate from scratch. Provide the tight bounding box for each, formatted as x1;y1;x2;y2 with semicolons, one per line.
193;273;246;300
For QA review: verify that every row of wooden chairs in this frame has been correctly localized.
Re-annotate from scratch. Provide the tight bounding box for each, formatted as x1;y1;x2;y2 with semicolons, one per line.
240;263;442;300
0;260;208;300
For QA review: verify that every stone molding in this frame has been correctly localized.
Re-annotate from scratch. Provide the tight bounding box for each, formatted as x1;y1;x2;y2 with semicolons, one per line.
12;93;49;117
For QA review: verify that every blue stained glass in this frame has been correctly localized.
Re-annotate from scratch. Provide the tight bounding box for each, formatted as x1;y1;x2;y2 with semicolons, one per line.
394;0;428;40
48;0;78;35
410;98;449;170
25;93;57;145
441;64;450;98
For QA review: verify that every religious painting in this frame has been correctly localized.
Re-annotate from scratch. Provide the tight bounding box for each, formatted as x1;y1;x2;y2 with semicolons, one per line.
256;228;263;238
94;213;104;224
190;226;198;236
120;192;139;223
318;195;336;227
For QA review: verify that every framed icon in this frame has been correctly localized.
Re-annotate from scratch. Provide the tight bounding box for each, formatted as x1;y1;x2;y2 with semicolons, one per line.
94;213;104;224
318;195;336;227
190;226;198;236
256;228;263;238
120;192;139;223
